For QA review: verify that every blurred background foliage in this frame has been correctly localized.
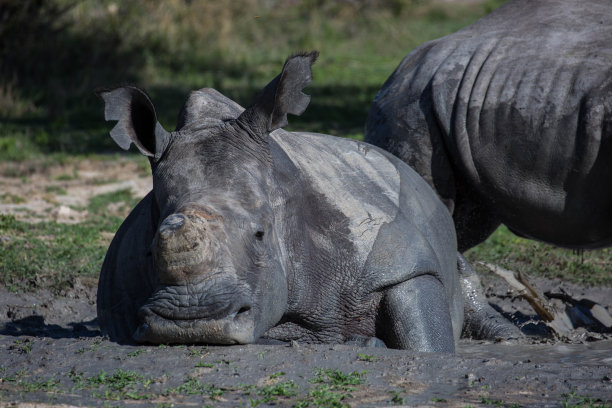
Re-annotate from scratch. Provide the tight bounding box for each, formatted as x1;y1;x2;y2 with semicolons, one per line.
0;0;507;156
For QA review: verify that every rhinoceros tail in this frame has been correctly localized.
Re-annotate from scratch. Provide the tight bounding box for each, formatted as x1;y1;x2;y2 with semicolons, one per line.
458;253;522;340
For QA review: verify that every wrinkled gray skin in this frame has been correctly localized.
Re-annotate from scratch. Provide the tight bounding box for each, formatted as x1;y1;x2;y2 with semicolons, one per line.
97;52;517;352
366;0;612;252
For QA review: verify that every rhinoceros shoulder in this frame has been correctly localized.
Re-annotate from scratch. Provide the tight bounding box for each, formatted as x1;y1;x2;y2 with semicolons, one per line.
271;130;441;264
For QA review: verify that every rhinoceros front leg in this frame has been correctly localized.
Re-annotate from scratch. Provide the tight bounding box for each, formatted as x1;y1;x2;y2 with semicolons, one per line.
378;274;455;352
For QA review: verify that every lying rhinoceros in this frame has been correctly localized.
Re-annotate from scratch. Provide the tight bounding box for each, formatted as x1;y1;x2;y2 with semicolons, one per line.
97;52;517;352
365;0;612;252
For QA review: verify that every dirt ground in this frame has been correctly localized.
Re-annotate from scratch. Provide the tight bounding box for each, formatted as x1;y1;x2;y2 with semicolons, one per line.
0;158;611;407
0;157;151;224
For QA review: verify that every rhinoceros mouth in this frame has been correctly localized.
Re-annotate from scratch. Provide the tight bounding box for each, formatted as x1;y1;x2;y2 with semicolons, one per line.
138;304;251;321
132;281;257;344
140;279;251;320
133;306;256;344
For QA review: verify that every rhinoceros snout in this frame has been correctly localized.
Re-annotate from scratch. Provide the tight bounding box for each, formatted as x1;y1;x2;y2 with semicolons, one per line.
154;210;218;285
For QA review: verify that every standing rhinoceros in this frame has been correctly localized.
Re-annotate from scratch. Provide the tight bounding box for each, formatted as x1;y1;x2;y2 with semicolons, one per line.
365;0;612;252
97;52;517;352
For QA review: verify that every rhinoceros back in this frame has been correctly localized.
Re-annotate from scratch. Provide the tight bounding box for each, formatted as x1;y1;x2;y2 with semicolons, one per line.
368;0;612;247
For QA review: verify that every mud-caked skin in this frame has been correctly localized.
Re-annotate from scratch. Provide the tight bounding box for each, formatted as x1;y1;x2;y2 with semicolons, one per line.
365;0;612;252
97;52;517;352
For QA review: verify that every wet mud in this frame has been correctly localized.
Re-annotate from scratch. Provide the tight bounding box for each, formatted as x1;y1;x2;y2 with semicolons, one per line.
1;277;610;407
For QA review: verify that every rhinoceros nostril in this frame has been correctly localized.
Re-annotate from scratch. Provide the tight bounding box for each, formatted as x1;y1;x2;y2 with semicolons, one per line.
159;214;186;234
237;306;251;314
232;306;252;320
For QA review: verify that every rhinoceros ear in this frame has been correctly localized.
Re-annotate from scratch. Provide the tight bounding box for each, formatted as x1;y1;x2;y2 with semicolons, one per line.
238;51;318;133
96;86;170;158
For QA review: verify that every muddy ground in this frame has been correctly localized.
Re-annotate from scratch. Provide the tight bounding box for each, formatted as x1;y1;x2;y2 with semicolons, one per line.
0;158;611;407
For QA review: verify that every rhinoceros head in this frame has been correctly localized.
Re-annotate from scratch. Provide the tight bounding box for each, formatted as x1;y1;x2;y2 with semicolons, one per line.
97;51;318;344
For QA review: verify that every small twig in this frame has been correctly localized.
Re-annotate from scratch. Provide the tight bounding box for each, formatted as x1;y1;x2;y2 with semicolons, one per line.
479;262;555;322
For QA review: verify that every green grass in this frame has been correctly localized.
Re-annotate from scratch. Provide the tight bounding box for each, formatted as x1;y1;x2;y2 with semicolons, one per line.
389;390;405;405
4;364;609;408
0;214;112;292
87;188;139;215
85;369;155;401
310;368;366;387
45;185;67;195
0;186;140;293
255;380;299;403
87;369;144;392
165;377;225;400
466;226;612;286
357;353;378;362
561;390;612;408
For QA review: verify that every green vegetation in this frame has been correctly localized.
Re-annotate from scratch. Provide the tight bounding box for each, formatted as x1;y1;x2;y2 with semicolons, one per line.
310;368;366;389
561;390;612;408
1;0;508;159
289;368;367;407
1;366;367;406
0;214;111;292
357;353;378;362
87;188;139;215
84;369;154;400
389;390;405;405
11;339;34;354
165;377;225;400
466;226;612;286
126;348;145;358
45;185;67;195
3;365;609;408
252;380;299;406
0;193;26;204
479;395;504;406
0;185;139;292
87;369;144;391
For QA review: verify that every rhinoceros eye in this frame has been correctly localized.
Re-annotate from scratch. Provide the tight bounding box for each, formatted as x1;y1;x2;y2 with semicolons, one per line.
254;230;265;241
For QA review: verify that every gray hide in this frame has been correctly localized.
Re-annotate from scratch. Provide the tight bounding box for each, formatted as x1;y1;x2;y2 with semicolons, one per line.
97;52;518;352
365;0;612;251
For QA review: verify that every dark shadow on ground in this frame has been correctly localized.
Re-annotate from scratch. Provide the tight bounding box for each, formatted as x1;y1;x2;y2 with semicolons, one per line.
1;315;100;339
490;304;551;337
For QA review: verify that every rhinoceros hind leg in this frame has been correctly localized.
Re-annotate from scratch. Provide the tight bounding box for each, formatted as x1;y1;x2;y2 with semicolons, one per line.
458;254;522;340
453;182;500;252
378;274;455;352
